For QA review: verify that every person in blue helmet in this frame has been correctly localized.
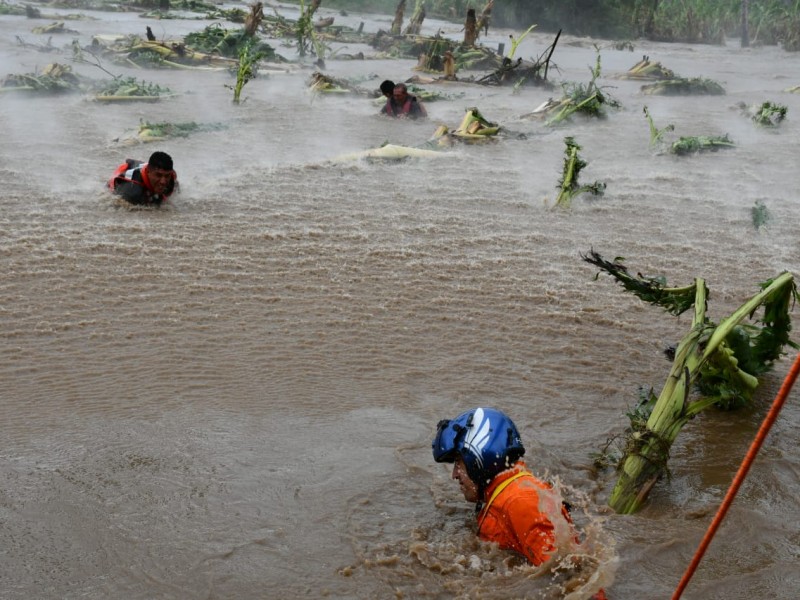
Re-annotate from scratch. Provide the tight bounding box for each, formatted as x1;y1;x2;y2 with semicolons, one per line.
433;407;607;599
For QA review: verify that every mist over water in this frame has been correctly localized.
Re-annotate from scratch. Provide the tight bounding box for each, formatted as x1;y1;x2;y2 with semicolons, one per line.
2;3;800;598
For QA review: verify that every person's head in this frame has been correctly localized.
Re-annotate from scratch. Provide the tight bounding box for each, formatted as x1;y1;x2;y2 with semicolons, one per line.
392;82;409;103
380;79;395;98
432;407;525;500
146;151;174;194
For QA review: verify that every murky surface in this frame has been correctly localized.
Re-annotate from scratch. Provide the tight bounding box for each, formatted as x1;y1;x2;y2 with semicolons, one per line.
2;3;800;599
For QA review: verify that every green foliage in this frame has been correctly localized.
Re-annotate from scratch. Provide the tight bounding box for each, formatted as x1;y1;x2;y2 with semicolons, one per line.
96;76;171;97
626;386;659;432
407;84;463;102
751;101;788;126
295;0;327;58
185;24;278;59
641;77;726;96
1;63;87;94
229;41;264;104
508;24;537;59
694;273;800;410
553;137;606;209
547;52;620;125
0;1;26;15
586;252;799;513
585;251;800;412
670;134;735;155
138;120;226;138
171;0;218;12
752;199;771;230
643;105;674;148
583;251;697;316
643;106;734;156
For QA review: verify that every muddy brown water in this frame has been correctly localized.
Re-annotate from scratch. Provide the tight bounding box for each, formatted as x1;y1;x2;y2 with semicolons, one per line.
2;3;800;599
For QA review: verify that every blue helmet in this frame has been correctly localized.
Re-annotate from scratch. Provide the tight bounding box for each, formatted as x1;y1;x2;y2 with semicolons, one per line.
432;407;525;490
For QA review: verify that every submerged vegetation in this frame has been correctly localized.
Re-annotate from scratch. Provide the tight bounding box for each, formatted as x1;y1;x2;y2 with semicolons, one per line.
549;52;619;125
94;76;173;101
644;106;735;156
228;40;264;103
640;77;726;96
519;51;619;124
553;137;606;209
669;134;736;155
737;100;788;126
751;199;771;230
117;119;227;144
184;23;281;61
615;55;675;80
585;251;799;514
1;62;87;94
429;107;501;145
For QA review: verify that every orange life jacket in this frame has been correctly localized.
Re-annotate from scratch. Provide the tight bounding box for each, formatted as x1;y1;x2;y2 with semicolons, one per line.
476;462;608;599
476;461;570;566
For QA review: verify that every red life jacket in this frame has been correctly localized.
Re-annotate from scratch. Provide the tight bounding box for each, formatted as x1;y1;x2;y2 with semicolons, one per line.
108;161;135;191
108;160;176;201
384;96;414;117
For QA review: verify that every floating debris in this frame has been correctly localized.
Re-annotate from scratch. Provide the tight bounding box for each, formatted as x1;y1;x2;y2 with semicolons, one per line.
429;107;500;145
736;101;787;127
584;251;799;514
1;62;87;94
116;119;227;144
616;55;675;80
670;134;735;155
308;71;374;96
522;52;619;124
641;77;725;95
184;22;282;61
31;21;80;35
643;106;734;155
330;143;449;163
0;1;26;15
751;200;771;230
92;76;174;102
553;136;605;209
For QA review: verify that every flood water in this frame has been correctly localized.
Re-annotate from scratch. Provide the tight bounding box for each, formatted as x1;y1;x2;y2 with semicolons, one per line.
2;2;800;599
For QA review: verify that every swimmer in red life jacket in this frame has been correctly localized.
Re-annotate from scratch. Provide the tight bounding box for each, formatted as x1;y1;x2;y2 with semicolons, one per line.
108;151;178;206
380;83;428;120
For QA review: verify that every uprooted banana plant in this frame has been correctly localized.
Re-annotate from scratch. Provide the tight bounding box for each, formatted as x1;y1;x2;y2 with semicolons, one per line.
584;250;799;514
429;107;500;146
228;40;264;103
544;51;620;125
295;0;325;58
553;137;605;209
644;106;734;155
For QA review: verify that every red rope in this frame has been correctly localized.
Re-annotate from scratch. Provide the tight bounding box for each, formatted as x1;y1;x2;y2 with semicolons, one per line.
672;351;800;599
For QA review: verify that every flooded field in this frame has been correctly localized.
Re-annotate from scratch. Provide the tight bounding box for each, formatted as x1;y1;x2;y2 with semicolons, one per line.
2;2;800;598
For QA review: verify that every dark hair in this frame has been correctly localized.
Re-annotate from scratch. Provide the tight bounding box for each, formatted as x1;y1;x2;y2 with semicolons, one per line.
380;80;395;96
393;83;407;93
148;151;173;171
